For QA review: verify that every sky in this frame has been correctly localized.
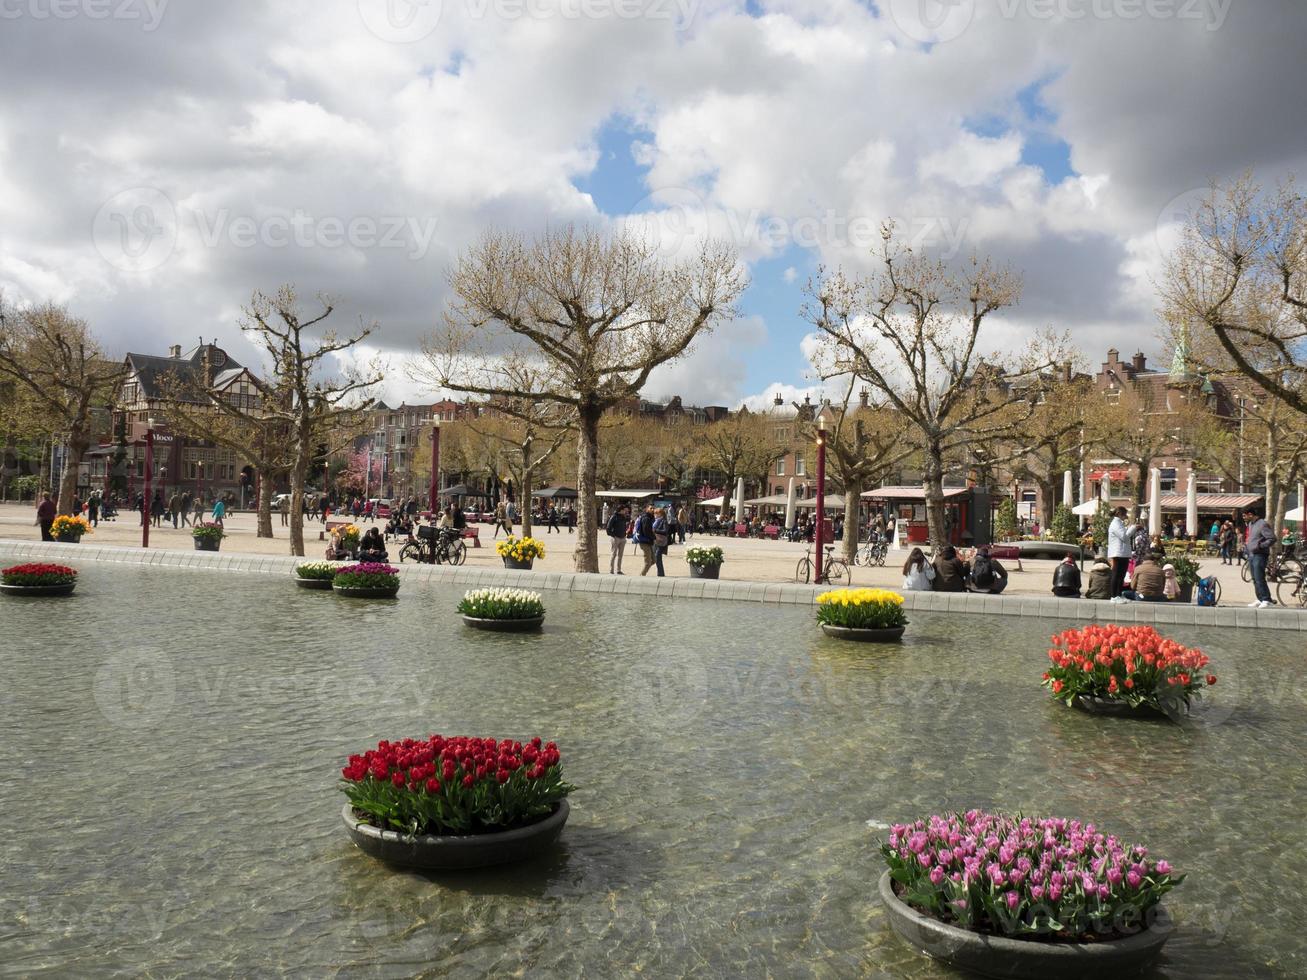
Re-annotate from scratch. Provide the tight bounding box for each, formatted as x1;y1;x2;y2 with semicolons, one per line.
1;0;1305;411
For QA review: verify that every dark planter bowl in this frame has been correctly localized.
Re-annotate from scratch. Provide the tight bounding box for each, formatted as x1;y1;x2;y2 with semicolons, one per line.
878;871;1171;980
1;582;77;597
193;538;222;552
463;614;545;632
334;583;401;599
294;576;335;590
502;557;535;571
54;536;83;544
689;563;721;580
1177;583;1194;604
820;624;906;643
343;800;569;870
1073;695;1179;721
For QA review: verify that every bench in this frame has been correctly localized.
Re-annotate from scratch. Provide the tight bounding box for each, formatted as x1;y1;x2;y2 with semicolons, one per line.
462;527;481;548
764;525;780;539
733;522;748;537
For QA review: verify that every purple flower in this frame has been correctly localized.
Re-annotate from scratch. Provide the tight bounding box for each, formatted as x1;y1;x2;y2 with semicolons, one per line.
929;866;945;886
1126;870;1142;889
1155;860;1172;876
1005;891;1020;910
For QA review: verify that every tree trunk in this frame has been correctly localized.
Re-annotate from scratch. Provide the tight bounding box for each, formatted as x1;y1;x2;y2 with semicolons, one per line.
521;455;535;540
573;407;601;573
1036;477;1057;529
59;432;89;515
256;470;274;538
290;440;308;557
843;482;861;564
1133;463;1148;507
922;442;947;550
719;467;736;520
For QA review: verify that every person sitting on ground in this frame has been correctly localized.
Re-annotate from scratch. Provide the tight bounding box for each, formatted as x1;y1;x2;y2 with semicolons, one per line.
1120;552;1166;602
901;547;936;591
1051;553;1082;598
966;544;1009;595
358;526;389;563
1084;557;1113;600
931;545;969;592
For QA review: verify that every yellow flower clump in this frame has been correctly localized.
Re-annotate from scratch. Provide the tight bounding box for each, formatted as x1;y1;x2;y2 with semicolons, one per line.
816;588;904;607
50;514;92;538
496;536;545;561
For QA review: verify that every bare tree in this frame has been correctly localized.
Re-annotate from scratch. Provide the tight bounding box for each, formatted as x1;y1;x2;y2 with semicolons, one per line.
417;225;746;572
694;410;781;518
1088;384;1206;505
805;224;1061;548
465;399;572;539
0;300;125;513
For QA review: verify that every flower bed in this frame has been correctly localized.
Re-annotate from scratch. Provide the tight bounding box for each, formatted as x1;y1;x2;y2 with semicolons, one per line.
50;515;91;541
1043;625;1215;714
816;588;907;630
294;561;340;581
496;536;545;563
880;810;1182;942
685;546;724;567
458;588;545;621
2;563;77;587
333;562;400;591
341;735;571;836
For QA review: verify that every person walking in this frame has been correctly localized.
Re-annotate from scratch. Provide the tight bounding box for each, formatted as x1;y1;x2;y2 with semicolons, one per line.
87;492;100;528
151;489;164;527
606;504;629;574
634;505;657;576
1243;506;1277;608
565;502;576;533
1106;506;1132;598
493;499;508;539
169;490;182;529
36;492;56;541
1218;520;1235;564
211;497;226;529
651;506;671;577
279;493;290;527
546;502;560;534
192;495;205;526
180;491;192;527
677;505;690;543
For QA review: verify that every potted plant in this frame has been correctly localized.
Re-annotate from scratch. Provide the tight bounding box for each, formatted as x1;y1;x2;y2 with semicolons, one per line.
497;535;544;570
816;588;908;642
293;561;340;590
340;734;573;869
878;809;1181;979
50;514;91;543
1;562;78;597
459;587;546;632
1043;624;1215;720
335;523;361;558
685;545;724;580
332;562;400;598
192;523;226;552
1168;553;1201;603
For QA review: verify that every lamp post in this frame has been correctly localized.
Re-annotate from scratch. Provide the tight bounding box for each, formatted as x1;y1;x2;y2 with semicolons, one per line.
1238;397;1246;493
195;459;203;506
142;420;155;548
814;413;827;584
431;423;445;513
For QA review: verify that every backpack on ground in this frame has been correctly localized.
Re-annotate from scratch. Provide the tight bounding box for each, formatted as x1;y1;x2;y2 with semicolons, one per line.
1195;576;1220;607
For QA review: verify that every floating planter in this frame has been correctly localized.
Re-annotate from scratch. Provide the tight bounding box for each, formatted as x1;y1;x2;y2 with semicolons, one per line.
1043;625;1215;721
878;810;1180;979
332;562;400;598
816;588;907;642
1;562;78;597
458;587;545;632
192;523;226;552
497;535;545;571
293;561;339;590
50;515;91;544
685;546;724;580
340;735;573;869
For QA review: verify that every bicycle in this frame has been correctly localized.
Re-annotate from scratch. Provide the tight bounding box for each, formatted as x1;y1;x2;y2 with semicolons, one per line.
398;526;467;566
796;545;849;586
1242;548;1294;584
1274;555;1307;607
855;538;887;567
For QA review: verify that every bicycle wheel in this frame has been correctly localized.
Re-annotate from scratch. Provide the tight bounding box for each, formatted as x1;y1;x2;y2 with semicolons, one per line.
398;542;420;564
823;559;849;586
451;540;468;566
1240;562;1251;583
795;556;812;585
1275;573;1301;606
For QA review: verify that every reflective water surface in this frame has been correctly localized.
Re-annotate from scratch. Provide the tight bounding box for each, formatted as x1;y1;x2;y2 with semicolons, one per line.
2;565;1304;977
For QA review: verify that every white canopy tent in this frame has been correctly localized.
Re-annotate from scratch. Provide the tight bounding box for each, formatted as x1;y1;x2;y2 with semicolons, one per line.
1288;506;1305;522
595;489;658;500
697;496;726;509
1072;499;1103;517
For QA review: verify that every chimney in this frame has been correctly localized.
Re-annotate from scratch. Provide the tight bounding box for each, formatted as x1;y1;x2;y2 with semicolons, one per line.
168;344;181;359
859;387;870;409
1132;351;1147;372
201;346;213;387
773;393;784;407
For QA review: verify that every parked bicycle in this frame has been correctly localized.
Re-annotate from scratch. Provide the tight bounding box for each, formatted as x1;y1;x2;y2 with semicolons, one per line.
398;525;467;566
796;545;849;586
855;538;887;567
1274;555;1307;607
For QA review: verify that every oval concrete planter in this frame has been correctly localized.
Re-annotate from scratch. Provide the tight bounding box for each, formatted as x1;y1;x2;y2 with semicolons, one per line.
502;557;535;571
820;624;906;643
462;615;545;632
333;583;401;599
294;576;334;590
343;800;569;870
689;564;721;580
1;582;77;597
1073;696;1178;721
878;871;1171;979
193;538;222;552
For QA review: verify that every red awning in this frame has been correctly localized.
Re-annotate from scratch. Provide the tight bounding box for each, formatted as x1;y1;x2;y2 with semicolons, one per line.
1157;494;1263;512
1088;469;1130;482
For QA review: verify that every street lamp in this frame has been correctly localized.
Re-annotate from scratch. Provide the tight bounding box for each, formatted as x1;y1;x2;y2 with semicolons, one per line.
814;413;827;584
1238;397;1246;493
428;419;442;515
196;459;204;506
142;418;155;548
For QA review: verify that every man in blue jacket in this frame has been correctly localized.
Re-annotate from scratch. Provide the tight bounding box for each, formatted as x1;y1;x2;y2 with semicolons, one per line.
1243;506;1277;608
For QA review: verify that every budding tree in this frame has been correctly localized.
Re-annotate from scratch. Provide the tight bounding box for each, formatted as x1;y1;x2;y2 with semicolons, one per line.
417;225;746;572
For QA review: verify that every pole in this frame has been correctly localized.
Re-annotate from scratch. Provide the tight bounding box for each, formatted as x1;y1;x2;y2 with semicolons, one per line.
1238;398;1245;493
143;426;154;548
428;424;441;514
194;461;201;503
815;419;827;584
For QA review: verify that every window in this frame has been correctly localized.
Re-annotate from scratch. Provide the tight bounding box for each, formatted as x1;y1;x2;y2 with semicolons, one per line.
776;459;786;476
796;458;806;476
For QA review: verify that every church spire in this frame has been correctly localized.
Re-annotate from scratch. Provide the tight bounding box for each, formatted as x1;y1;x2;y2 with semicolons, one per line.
1169;325;1191;382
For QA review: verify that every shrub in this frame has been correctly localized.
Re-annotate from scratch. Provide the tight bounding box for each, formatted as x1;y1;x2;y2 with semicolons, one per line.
815;588;908;630
880;810;1182;941
496;536;545;562
685;546;724;566
2;563;77;586
1048;504;1079;545
333;562;400;590
993;498;1018;540
1090;500;1113;556
1168;553;1201;588
341;735;573;835
192;523;226;542
458;587;545;620
295;561;340;580
1043;624;1215;712
50;515;91;541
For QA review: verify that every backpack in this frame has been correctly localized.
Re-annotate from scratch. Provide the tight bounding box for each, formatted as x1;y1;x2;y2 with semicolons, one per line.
970;554;994;589
1131;526;1150;559
1195;576;1220;607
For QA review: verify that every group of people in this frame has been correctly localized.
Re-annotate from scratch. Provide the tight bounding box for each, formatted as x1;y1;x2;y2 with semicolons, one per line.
901;544;1010;594
603;504;677;576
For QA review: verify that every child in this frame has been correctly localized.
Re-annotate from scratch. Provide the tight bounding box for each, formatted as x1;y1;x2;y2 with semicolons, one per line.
1162;563;1179;601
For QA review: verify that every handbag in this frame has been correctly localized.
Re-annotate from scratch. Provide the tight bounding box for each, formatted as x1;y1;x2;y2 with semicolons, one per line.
1124;557;1136;586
